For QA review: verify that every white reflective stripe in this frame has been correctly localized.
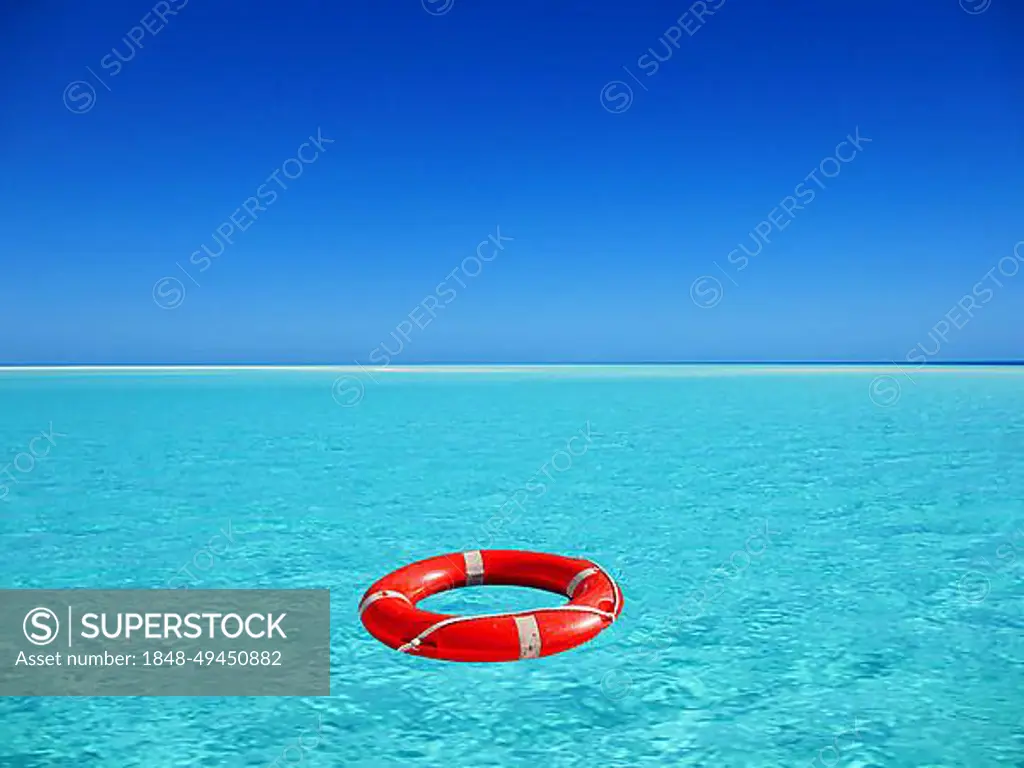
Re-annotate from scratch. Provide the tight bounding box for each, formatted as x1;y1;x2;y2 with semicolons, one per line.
396;605;615;654
464;550;485;586
594;560;622;622
358;590;412;616
578;560;622;622
514;615;542;659
566;567;598;597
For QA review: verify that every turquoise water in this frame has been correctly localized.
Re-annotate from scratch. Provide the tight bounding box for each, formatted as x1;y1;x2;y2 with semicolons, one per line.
1;368;1023;766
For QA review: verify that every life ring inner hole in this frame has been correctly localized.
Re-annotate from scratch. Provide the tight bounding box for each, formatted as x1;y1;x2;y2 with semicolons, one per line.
419;584;568;616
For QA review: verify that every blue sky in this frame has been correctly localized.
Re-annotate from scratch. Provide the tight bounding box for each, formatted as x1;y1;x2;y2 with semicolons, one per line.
0;0;1020;364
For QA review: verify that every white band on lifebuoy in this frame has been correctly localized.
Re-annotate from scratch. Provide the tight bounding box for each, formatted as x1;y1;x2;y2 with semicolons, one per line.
464;550;485;586
514;615;542;659
566;567;599;597
358;590;412;616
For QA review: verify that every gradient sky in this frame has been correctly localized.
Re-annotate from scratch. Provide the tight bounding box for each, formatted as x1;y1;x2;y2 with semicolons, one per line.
0;0;1021;364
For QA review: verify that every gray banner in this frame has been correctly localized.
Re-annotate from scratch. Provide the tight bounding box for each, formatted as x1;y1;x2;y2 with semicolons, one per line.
0;590;330;696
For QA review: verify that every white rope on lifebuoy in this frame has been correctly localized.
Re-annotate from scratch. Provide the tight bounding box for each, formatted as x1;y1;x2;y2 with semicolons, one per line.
396;604;617;655
396;561;622;657
594;560;622;620
358;589;412;616
566;561;621;616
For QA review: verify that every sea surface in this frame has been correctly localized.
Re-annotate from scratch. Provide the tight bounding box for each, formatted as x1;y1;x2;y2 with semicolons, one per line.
0;367;1022;767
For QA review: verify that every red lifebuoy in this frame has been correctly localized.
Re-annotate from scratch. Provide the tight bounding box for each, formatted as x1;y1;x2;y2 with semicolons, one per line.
358;550;623;662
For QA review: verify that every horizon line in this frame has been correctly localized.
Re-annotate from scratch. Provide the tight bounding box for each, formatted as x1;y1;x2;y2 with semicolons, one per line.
0;361;1022;373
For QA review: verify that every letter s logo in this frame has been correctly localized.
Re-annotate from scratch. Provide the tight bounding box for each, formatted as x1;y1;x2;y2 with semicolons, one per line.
23;607;60;646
